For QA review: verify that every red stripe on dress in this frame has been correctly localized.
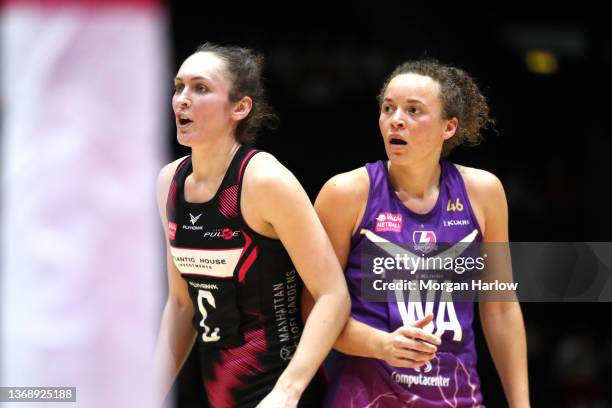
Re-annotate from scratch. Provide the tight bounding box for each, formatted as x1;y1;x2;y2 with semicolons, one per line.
170;245;244;252
176;156;190;173
166;179;178;215
166;157;189;216
238;246;258;283
237;150;257;182
239;230;252;259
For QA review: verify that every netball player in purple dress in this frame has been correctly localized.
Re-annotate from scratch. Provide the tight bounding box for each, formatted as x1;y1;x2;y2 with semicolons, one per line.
312;61;530;407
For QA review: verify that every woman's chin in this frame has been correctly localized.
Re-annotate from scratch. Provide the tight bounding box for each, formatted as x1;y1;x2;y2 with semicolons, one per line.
386;149;411;165
176;132;196;147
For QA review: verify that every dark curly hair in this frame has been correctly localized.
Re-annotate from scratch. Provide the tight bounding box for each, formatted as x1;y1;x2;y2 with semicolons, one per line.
378;60;494;157
194;43;277;144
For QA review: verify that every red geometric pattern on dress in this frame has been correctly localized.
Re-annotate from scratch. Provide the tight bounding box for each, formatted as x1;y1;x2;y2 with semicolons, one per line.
205;327;267;408
218;184;239;219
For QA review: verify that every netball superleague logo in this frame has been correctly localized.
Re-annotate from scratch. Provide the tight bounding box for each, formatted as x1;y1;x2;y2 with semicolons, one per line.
413;230;437;253
375;212;403;233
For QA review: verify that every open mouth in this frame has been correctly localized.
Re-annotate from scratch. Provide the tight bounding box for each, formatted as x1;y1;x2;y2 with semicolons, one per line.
178;118;192;126
390;138;407;145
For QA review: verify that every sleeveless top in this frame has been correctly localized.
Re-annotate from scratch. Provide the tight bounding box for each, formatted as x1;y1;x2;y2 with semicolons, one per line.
166;145;323;408
324;160;485;408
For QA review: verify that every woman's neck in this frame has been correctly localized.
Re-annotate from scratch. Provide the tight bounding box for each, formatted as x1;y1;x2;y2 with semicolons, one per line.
190;136;241;183
388;158;441;200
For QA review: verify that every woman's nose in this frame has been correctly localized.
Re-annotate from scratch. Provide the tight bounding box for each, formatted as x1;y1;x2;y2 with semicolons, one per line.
175;89;191;108
391;111;406;129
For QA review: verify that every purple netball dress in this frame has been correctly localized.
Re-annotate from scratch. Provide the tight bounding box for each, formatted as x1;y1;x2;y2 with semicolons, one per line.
324;160;485;408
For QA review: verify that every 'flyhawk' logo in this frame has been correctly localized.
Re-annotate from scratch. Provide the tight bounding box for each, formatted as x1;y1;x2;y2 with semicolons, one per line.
189;213;202;225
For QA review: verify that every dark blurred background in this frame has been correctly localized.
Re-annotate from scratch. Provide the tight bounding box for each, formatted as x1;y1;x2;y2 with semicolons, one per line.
168;3;612;407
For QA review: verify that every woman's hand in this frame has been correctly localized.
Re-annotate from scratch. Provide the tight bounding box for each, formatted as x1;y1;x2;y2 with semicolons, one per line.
377;314;441;368
256;385;300;408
